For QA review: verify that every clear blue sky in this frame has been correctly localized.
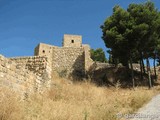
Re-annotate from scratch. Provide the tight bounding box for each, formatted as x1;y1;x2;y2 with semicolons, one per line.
0;0;160;58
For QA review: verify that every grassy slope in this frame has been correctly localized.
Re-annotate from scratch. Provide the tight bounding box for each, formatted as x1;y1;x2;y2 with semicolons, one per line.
0;76;160;120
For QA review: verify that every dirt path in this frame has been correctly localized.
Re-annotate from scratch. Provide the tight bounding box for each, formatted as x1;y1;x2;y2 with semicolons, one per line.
130;94;160;120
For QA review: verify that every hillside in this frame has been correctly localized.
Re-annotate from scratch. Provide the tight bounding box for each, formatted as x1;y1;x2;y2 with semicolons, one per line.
1;74;160;120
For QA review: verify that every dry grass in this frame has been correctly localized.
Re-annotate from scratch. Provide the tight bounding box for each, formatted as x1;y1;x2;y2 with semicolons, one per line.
0;76;160;120
0;87;24;120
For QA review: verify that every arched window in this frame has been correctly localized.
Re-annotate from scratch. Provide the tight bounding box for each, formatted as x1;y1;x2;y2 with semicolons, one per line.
42;50;45;53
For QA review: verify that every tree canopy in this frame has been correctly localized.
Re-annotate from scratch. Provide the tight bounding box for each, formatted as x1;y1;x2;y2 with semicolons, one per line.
90;48;107;63
101;1;160;88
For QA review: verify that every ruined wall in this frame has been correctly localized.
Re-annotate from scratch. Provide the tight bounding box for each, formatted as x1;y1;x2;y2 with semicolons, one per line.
0;34;95;97
0;55;51;96
33;35;94;78
34;43;87;77
35;43;53;57
83;44;94;72
9;56;51;78
52;47;85;77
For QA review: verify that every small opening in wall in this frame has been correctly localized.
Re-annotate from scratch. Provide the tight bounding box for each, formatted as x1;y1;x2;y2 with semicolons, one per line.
42;50;45;53
71;40;74;43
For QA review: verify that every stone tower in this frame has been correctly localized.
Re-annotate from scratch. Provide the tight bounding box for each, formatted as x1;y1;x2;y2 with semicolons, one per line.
62;34;82;47
34;34;93;78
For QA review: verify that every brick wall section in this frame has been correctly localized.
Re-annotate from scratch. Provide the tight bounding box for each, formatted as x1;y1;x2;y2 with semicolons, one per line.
0;55;51;96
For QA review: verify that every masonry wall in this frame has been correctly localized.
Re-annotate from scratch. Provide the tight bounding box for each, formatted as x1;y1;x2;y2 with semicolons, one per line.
34;42;93;78
52;47;85;77
0;55;51;97
83;44;94;71
9;56;51;78
35;43;53;57
63;34;82;47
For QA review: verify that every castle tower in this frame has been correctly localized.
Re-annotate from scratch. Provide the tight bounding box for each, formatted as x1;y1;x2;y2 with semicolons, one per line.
62;34;82;47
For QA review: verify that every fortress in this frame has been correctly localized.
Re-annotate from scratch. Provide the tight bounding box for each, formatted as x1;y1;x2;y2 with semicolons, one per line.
34;34;93;77
0;34;93;96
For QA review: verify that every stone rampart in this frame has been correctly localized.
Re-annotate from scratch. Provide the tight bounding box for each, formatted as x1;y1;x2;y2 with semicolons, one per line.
0;55;51;97
34;35;94;78
83;44;94;71
0;34;95;96
52;47;85;77
9;56;51;77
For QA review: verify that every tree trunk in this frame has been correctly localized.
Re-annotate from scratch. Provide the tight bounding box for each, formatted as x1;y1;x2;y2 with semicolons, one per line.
140;60;144;80
153;54;157;81
142;59;146;74
146;58;152;89
130;57;135;89
140;52;146;74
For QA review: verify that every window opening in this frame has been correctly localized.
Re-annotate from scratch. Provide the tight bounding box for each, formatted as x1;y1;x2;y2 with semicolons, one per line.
71;40;74;43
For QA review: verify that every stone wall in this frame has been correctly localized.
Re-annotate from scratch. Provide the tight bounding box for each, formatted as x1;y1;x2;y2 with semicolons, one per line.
62;34;82;47
35;43;53;57
34;43;93;78
83;44;94;72
0;55;51;97
34;34;94;78
0;34;95;97
52;47;85;78
9;56;51;78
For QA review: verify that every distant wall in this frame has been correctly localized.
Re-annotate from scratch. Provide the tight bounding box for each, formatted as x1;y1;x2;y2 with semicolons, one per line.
63;34;82;47
0;55;51;96
35;43;53;57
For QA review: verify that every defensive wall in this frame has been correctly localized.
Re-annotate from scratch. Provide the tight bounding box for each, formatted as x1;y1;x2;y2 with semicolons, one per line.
0;34;93;96
34;34;93;78
0;55;51;96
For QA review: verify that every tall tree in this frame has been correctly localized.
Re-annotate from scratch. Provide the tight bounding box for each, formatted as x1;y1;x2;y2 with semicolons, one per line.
128;1;160;88
101;5;137;88
101;1;160;88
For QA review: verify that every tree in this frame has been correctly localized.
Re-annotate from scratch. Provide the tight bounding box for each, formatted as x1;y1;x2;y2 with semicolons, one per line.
90;48;107;63
128;1;160;88
101;1;160;88
101;5;137;88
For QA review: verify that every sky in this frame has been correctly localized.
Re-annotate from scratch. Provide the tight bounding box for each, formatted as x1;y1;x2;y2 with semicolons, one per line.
0;0;160;59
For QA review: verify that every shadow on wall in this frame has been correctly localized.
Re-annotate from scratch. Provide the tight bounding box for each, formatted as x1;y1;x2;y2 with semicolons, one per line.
69;52;85;80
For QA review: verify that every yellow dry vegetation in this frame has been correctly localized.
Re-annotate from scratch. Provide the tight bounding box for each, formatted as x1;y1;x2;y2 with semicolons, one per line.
0;76;159;120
